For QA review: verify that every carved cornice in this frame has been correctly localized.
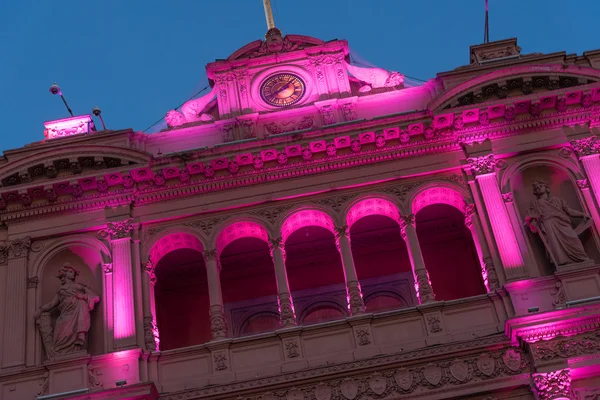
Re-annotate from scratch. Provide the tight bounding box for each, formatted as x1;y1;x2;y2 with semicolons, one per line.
161;337;524;400
1;105;598;224
506;311;600;344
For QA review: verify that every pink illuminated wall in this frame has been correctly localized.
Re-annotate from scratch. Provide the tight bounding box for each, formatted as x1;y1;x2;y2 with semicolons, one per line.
281;209;335;243
346;198;400;229
416;204;486;300
217;221;269;254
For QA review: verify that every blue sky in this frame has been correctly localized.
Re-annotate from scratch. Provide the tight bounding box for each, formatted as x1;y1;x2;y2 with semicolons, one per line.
0;0;598;153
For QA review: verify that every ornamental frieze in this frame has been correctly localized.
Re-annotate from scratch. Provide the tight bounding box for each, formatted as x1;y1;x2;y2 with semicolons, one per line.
162;343;529;400
0;103;597;222
527;331;600;364
160;335;511;400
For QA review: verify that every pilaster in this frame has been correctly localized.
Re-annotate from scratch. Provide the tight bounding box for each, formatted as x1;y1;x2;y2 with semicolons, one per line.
2;237;31;368
103;218;137;349
464;143;527;280
141;260;159;351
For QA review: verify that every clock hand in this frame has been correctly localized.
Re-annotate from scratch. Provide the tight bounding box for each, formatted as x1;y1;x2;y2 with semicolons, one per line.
272;82;293;96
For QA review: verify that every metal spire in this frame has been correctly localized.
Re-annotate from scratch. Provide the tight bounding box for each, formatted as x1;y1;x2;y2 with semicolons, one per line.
484;0;489;43
263;0;275;30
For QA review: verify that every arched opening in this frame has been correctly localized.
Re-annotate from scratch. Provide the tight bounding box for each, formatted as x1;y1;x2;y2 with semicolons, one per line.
154;248;210;350
416;204;486;300
511;164;600;275
283;210;347;325
219;237;279;336
40;245;105;357
152;233;209;351
348;205;414;311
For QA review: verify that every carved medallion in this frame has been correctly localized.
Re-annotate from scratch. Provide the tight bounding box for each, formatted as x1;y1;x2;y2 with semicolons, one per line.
423;364;442;386
394;368;413;390
340;379;358;400
502;349;522;372
450;359;469;382
286;388;303;400
476;354;496;377
314;383;332;400
368;374;387;395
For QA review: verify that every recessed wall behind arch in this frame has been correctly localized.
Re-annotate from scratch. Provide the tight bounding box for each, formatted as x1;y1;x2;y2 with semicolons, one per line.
40;245;104;356
511;164;600;274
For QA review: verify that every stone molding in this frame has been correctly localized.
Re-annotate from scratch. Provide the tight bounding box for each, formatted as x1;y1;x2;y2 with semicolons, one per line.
1;105;597;223
160;339;527;400
528;331;600;365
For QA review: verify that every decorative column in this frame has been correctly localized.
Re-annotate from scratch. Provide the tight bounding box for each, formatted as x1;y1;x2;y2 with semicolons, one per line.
399;215;435;304
106;219;137;349
202;249;227;339
532;368;572;400
141;260;159;351
571;136;600;205
2;237;30;368
464;205;501;291
467;155;527;279
268;237;296;327
26;276;38;366
334;226;366;315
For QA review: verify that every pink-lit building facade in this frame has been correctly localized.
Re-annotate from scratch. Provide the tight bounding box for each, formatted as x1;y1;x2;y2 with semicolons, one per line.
1;31;600;400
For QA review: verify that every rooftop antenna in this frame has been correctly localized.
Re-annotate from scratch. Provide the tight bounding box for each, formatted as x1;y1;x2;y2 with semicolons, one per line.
263;0;275;30
483;0;490;43
49;82;74;117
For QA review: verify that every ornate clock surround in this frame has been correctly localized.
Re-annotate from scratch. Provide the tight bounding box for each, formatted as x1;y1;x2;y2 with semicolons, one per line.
250;65;315;112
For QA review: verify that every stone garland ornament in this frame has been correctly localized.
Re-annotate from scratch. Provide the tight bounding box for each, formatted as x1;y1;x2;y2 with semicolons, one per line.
532;369;572;400
34;263;100;359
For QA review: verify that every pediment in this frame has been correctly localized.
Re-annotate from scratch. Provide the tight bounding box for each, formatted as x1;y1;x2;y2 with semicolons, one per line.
430;64;600;112
227;31;324;61
0;145;150;188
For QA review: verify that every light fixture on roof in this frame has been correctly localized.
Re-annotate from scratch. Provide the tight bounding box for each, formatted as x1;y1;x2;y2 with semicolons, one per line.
92;107;107;130
49;82;74;117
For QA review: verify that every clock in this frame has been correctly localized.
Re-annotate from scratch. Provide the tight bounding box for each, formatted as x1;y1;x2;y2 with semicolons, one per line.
260;73;305;107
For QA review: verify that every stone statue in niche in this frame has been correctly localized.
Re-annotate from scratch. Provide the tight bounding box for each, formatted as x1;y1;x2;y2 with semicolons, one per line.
525;179;593;267
35;263;100;359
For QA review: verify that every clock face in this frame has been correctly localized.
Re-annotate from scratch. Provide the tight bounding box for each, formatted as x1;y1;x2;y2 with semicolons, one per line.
260;73;305;107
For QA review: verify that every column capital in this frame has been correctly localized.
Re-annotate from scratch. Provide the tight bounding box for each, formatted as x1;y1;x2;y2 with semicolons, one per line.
532;368;572;400
466;154;496;176
141;261;156;284
101;218;135;240
268;236;284;251
399;214;415;239
463;204;477;227
334;225;350;239
570;136;600;158
202;249;219;263
7;237;31;260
